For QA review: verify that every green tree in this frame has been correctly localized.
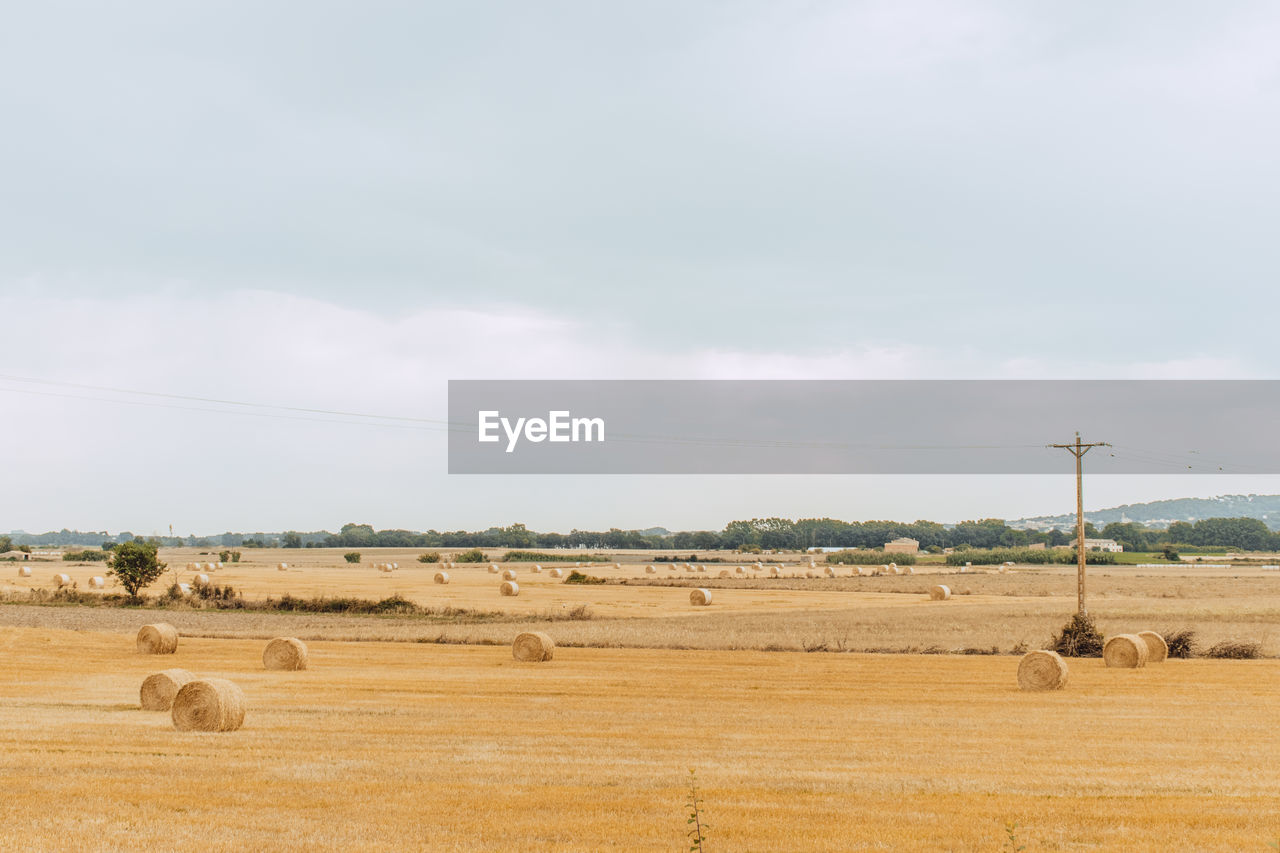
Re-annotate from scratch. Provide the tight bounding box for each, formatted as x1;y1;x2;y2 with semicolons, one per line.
282;532;303;549
343;552;361;564
107;540;167;599
0;535;12;554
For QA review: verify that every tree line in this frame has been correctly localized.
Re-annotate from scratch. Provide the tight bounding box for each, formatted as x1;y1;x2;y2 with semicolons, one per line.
7;516;1280;553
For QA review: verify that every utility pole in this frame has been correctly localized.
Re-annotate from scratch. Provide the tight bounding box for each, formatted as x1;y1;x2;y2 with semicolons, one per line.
1049;432;1110;614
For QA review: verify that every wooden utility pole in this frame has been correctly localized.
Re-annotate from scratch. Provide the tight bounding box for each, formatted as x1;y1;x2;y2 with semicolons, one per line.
1049;432;1110;614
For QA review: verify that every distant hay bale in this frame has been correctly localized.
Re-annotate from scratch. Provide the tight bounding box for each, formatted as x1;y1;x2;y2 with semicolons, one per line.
549;568;563;578
502;569;517;580
512;631;555;662
904;566;915;575
137;623;179;655
193;573;210;586
216;562;224;569
262;637;308;671
752;565;763;571
1103;634;1149;668
880;565;889;573
685;566;694;573
614;562;622;569
689;588;712;606
88;576;105;589
532;564;543;573
697;566;706;573
645;565;656;573
171;678;246;732
18;566;31;578
823;567;836;577
53;573;71;588
177;583;192;595
891;566;902;575
1017;650;1069;691
1138;630;1168;663
500;580;519;597
378;564;393;573
735;566;745;574
928;585;951;601
804;571;815;578
488;564;500;574
434;571;450;584
769;566;781;576
391;563;398;569
277;563;288;572
718;570;730;578
140;668;196;711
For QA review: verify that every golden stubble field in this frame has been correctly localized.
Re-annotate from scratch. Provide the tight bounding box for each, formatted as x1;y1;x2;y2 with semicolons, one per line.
1;625;1278;851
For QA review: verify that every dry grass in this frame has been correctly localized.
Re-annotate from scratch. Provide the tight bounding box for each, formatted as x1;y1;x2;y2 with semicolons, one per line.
1;625;1279;850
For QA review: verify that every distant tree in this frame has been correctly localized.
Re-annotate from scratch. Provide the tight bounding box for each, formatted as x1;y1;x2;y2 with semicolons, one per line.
0;535;11;554
343;552;361;564
107;540;167;599
282;532;303;549
101;540;117;552
417;551;440;563
500;523;537;549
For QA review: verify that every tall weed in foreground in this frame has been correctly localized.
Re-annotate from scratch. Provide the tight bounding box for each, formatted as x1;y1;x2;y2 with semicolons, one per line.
685;768;709;852
1003;820;1026;851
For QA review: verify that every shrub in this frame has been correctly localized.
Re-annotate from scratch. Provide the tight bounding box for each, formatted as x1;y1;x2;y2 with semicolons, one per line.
564;571;606;585
344;552;361;564
1164;628;1198;658
945;548;1115;567
1050;612;1105;657
63;550;110;562
1205;641;1261;659
503;550;607;563
454;548;487;563
827;549;917;566
417;551;440;563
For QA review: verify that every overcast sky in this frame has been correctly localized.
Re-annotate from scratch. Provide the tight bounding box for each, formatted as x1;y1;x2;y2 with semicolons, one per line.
3;2;1280;535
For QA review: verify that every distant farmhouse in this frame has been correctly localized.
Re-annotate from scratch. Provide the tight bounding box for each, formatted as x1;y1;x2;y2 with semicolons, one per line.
1082;538;1123;553
884;537;920;555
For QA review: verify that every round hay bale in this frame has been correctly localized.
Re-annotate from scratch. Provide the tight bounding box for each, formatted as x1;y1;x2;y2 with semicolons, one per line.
502;569;517;580
500;580;519;597
171;678;246;732
735;566;745;574
689;588;712;606
512;631;555;662
532;564;543;573
434;571;450;584
488;564;500;574
177;583;192;595
1104;634;1149;668
684;566;694;573
718;570;730;578
824;567;836;577
88;576;105;589
805;571;815;578
1138;630;1168;663
263;637;308;671
614;562;622;569
856;567;867;576
216;562;224;569
392;563;399;570
1017;650;1069;691
904;566;915;575
697;566;706;573
769;566;781;576
193;573;210;586
18;566;31;578
137;623;179;654
928;585;951;601
52;573;71;588
645;565;656;573
140;668;196;711
549;567;563;578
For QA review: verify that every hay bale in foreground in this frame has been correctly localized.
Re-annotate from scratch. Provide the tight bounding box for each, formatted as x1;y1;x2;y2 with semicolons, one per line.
549;568;563;578
193;573;210;586
1017;650;1069;691
434;571;450;584
18;566;31;578
140;668;196;710
53;573;71;588
263;637;308;671
88;576;105;589
137;623;179;654
1138;630;1168;663
928;585;951;601
171;678;246;732
1103;634;1149;668
689;588;712;606
500;580;519;597
512;631;555;662
488;564;500;574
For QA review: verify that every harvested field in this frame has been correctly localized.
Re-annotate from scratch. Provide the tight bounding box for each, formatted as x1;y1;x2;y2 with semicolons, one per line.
0;625;1278;851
